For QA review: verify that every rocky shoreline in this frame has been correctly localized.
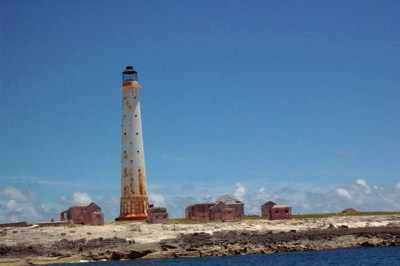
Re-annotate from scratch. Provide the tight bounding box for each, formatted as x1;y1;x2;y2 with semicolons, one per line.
1;215;399;265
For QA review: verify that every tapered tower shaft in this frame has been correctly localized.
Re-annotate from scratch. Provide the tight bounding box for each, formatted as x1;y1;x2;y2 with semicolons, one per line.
116;66;148;221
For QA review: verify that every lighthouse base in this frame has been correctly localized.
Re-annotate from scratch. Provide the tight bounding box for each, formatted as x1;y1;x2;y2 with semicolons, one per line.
116;196;149;221
115;214;148;221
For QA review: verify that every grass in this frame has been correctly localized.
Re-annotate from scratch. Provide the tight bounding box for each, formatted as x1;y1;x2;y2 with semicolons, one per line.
292;211;400;219
237;215;269;221
105;212;400;224
167;218;209;224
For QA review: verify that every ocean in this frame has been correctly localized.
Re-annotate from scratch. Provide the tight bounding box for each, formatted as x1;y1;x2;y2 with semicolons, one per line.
51;246;400;265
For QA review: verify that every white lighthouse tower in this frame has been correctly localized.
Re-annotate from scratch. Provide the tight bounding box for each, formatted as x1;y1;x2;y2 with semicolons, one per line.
116;66;149;221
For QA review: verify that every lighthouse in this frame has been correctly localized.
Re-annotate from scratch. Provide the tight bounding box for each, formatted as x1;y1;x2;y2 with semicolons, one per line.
116;66;149;221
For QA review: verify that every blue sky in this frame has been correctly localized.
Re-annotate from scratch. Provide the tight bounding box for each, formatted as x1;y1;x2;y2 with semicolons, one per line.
1;1;399;222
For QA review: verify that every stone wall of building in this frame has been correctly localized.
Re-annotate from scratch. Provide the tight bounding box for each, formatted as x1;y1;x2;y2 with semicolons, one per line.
147;207;168;224
270;205;292;220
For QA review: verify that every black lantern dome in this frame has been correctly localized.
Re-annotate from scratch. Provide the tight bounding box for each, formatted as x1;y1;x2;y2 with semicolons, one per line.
122;66;138;82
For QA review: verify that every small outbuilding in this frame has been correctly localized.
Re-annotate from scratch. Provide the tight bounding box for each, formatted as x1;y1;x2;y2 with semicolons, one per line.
261;201;277;218
261;201;292;220
60;202;104;225
216;195;244;217
270;205;292;220
342;208;358;213
209;201;236;222
185;195;244;221
185;203;215;219
147;207;168;223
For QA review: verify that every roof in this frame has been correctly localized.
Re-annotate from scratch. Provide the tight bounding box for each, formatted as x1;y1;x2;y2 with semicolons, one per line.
272;205;291;208
262;201;276;207
216;195;243;205
185;203;215;208
63;202;101;213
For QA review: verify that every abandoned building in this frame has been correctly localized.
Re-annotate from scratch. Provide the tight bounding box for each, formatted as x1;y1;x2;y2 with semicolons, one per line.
147;206;168;223
185;195;244;221
342;208;358;213
261;201;277;218
209;201;236;222
261;201;292;220
60;202;104;225
216;195;244;217
185;203;215;219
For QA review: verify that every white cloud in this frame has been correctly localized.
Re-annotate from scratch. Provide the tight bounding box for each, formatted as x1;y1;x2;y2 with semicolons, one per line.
233;183;246;202
0;187;57;223
395;183;400;192
233;182;279;215
149;192;166;207
356;179;367;187
0;187;29;201
336;188;353;200
71;192;93;205
356;179;371;194
96;196;119;221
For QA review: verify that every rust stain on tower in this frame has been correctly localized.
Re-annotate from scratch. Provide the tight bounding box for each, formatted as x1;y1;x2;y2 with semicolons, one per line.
116;66;149;221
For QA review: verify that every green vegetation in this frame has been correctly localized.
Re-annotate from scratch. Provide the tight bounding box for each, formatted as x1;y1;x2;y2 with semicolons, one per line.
167;218;209;224
292;211;400;219
105;212;400;224
106;220;144;225
237;215;269;221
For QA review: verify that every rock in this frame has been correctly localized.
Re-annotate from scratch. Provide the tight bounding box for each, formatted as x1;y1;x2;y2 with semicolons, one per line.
361;241;375;247
110;251;122;260
161;244;178;250
127;250;153;260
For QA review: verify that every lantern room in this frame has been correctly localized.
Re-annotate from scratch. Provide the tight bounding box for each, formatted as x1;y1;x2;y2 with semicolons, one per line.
122;66;138;82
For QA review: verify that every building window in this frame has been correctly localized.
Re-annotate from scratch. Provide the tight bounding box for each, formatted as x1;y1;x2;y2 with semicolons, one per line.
136;133;138;135
285;210;289;213
135;115;137;117
137;151;140;153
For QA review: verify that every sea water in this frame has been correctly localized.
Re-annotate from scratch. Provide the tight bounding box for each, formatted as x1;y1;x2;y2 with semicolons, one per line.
51;246;400;265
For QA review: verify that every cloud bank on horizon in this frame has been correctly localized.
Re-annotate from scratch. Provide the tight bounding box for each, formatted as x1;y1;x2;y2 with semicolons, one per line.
0;179;399;223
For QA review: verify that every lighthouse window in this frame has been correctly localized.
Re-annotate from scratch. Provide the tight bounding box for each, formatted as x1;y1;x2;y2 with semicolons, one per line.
136;133;138;135
137;151;140;153
135;115;137;117
134;96;136;99
124;133;126;136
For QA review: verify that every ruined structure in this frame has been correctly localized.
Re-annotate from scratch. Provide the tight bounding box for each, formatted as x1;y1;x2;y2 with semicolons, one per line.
216;195;244;217
60;202;104;225
342;208;358;213
116;66;149;221
261;201;276;218
261;201;292;220
270;205;292;220
147;207;169;224
185;203;215;219
209;202;236;222
185;195;244;221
